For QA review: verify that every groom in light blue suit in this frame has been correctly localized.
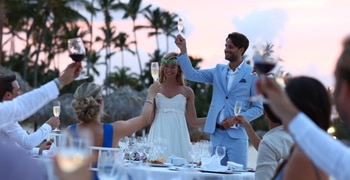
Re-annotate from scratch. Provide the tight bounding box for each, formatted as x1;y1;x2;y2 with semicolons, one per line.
175;32;263;168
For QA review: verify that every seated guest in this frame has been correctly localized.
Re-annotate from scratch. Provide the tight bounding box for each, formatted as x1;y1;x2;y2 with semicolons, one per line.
66;82;160;163
236;104;293;180
0;74;60;156
272;76;330;180
0;62;86;179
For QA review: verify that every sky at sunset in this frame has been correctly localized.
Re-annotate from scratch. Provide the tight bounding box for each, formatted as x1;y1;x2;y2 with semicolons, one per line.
118;0;350;88
18;0;349;88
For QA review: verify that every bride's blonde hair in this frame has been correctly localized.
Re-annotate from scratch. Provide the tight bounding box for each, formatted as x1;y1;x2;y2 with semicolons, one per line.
159;52;185;85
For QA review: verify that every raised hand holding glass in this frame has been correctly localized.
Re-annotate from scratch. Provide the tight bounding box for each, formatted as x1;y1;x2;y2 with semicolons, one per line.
151;62;159;81
68;37;88;80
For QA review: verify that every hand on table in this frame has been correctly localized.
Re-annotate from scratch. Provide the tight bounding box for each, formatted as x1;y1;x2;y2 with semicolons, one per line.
39;141;52;155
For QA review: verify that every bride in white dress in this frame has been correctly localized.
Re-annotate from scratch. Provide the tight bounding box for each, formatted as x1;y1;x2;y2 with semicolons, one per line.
148;52;206;161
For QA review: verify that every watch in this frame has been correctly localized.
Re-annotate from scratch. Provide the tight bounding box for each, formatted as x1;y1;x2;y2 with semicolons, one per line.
54;78;64;90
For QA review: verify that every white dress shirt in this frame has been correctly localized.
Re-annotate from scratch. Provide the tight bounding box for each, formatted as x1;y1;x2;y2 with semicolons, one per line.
289;113;349;180
0;81;59;127
217;62;243;125
0;122;52;155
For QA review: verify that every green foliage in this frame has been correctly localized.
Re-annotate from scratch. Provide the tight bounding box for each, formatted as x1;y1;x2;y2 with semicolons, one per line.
250;114;268;132
333;118;350;141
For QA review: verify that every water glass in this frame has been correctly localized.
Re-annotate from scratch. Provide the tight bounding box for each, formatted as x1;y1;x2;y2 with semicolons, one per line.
97;148;125;180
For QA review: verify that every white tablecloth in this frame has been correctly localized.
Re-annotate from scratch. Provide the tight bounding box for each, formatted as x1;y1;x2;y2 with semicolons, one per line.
125;165;255;180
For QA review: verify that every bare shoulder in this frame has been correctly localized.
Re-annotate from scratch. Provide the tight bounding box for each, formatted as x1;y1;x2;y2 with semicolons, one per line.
182;86;194;97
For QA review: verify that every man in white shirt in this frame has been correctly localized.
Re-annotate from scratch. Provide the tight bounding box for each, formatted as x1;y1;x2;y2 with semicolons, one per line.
0;62;84;179
0;74;60;156
256;36;350;180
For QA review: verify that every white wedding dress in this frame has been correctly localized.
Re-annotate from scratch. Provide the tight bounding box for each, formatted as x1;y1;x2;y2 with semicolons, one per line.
148;93;191;161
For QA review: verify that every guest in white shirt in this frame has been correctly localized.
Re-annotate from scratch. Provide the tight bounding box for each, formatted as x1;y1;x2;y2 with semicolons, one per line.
255;36;350;180
236;104;293;180
0;62;90;180
0;74;60;156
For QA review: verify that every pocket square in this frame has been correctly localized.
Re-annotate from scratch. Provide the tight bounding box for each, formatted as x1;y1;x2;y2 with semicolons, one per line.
239;79;246;83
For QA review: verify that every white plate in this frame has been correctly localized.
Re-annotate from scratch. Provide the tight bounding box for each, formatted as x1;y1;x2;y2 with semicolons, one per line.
198;168;234;174
148;163;172;167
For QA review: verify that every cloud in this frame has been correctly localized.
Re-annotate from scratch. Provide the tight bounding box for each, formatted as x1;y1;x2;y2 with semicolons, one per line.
232;8;288;47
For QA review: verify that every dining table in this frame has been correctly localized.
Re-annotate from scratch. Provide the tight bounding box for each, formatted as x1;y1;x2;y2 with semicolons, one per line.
94;163;255;180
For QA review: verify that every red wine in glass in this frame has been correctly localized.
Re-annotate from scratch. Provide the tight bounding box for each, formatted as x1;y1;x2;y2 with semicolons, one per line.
68;37;88;80
254;62;276;74
69;54;85;62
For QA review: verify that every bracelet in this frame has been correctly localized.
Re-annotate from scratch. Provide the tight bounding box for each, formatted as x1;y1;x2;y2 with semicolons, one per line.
54;78;64;90
145;99;153;104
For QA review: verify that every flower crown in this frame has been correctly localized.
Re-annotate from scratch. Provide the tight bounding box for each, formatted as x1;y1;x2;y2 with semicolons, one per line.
161;58;178;64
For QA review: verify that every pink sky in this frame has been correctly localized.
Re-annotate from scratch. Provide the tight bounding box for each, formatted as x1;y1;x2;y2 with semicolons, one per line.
5;0;349;88
124;0;349;87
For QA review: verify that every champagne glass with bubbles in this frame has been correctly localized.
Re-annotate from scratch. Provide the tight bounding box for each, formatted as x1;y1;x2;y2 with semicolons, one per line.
151;62;159;81
177;17;184;35
52;100;61;132
68;37;88;80
53;100;60;118
233;100;242;128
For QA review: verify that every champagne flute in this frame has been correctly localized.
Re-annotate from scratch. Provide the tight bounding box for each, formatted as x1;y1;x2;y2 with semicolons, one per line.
47;100;61;142
234;101;242;116
233;100;243;128
56;129;92;173
53;100;60;118
67;37;88;80
151;62;159;81
177;17;184;35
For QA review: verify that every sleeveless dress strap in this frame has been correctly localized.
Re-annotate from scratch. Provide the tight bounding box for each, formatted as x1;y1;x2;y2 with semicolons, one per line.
102;123;113;147
70;124;78;138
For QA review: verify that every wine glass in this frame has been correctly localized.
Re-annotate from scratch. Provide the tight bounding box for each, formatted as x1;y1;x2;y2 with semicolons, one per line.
189;143;198;168
177;17;184;35
215;146;226;166
67;37;88;80
55;129;92;173
150;62;159;81
251;42;279;102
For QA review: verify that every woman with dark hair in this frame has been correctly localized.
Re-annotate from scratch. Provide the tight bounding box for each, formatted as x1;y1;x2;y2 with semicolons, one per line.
272;76;331;180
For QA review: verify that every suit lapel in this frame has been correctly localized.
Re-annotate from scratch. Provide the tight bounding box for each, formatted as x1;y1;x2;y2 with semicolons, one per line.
228;62;250;94
220;66;229;93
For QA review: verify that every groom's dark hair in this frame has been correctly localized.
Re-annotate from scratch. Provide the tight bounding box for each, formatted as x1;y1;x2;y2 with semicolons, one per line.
226;32;249;55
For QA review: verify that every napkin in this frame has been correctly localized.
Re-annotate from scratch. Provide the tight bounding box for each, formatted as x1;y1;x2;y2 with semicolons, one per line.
200;156;227;172
227;161;244;171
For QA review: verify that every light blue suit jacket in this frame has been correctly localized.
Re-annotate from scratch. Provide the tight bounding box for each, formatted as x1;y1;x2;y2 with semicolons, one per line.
177;53;263;139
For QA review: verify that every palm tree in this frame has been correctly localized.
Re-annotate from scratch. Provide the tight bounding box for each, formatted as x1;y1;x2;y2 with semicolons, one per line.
0;1;4;63
114;32;135;68
160;11;178;52
115;0;151;84
108;66;139;89
136;7;163;50
94;0;121;95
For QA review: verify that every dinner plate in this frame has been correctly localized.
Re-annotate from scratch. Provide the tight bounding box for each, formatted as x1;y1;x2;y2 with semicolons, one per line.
148;163;172;167
198;168;234;174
